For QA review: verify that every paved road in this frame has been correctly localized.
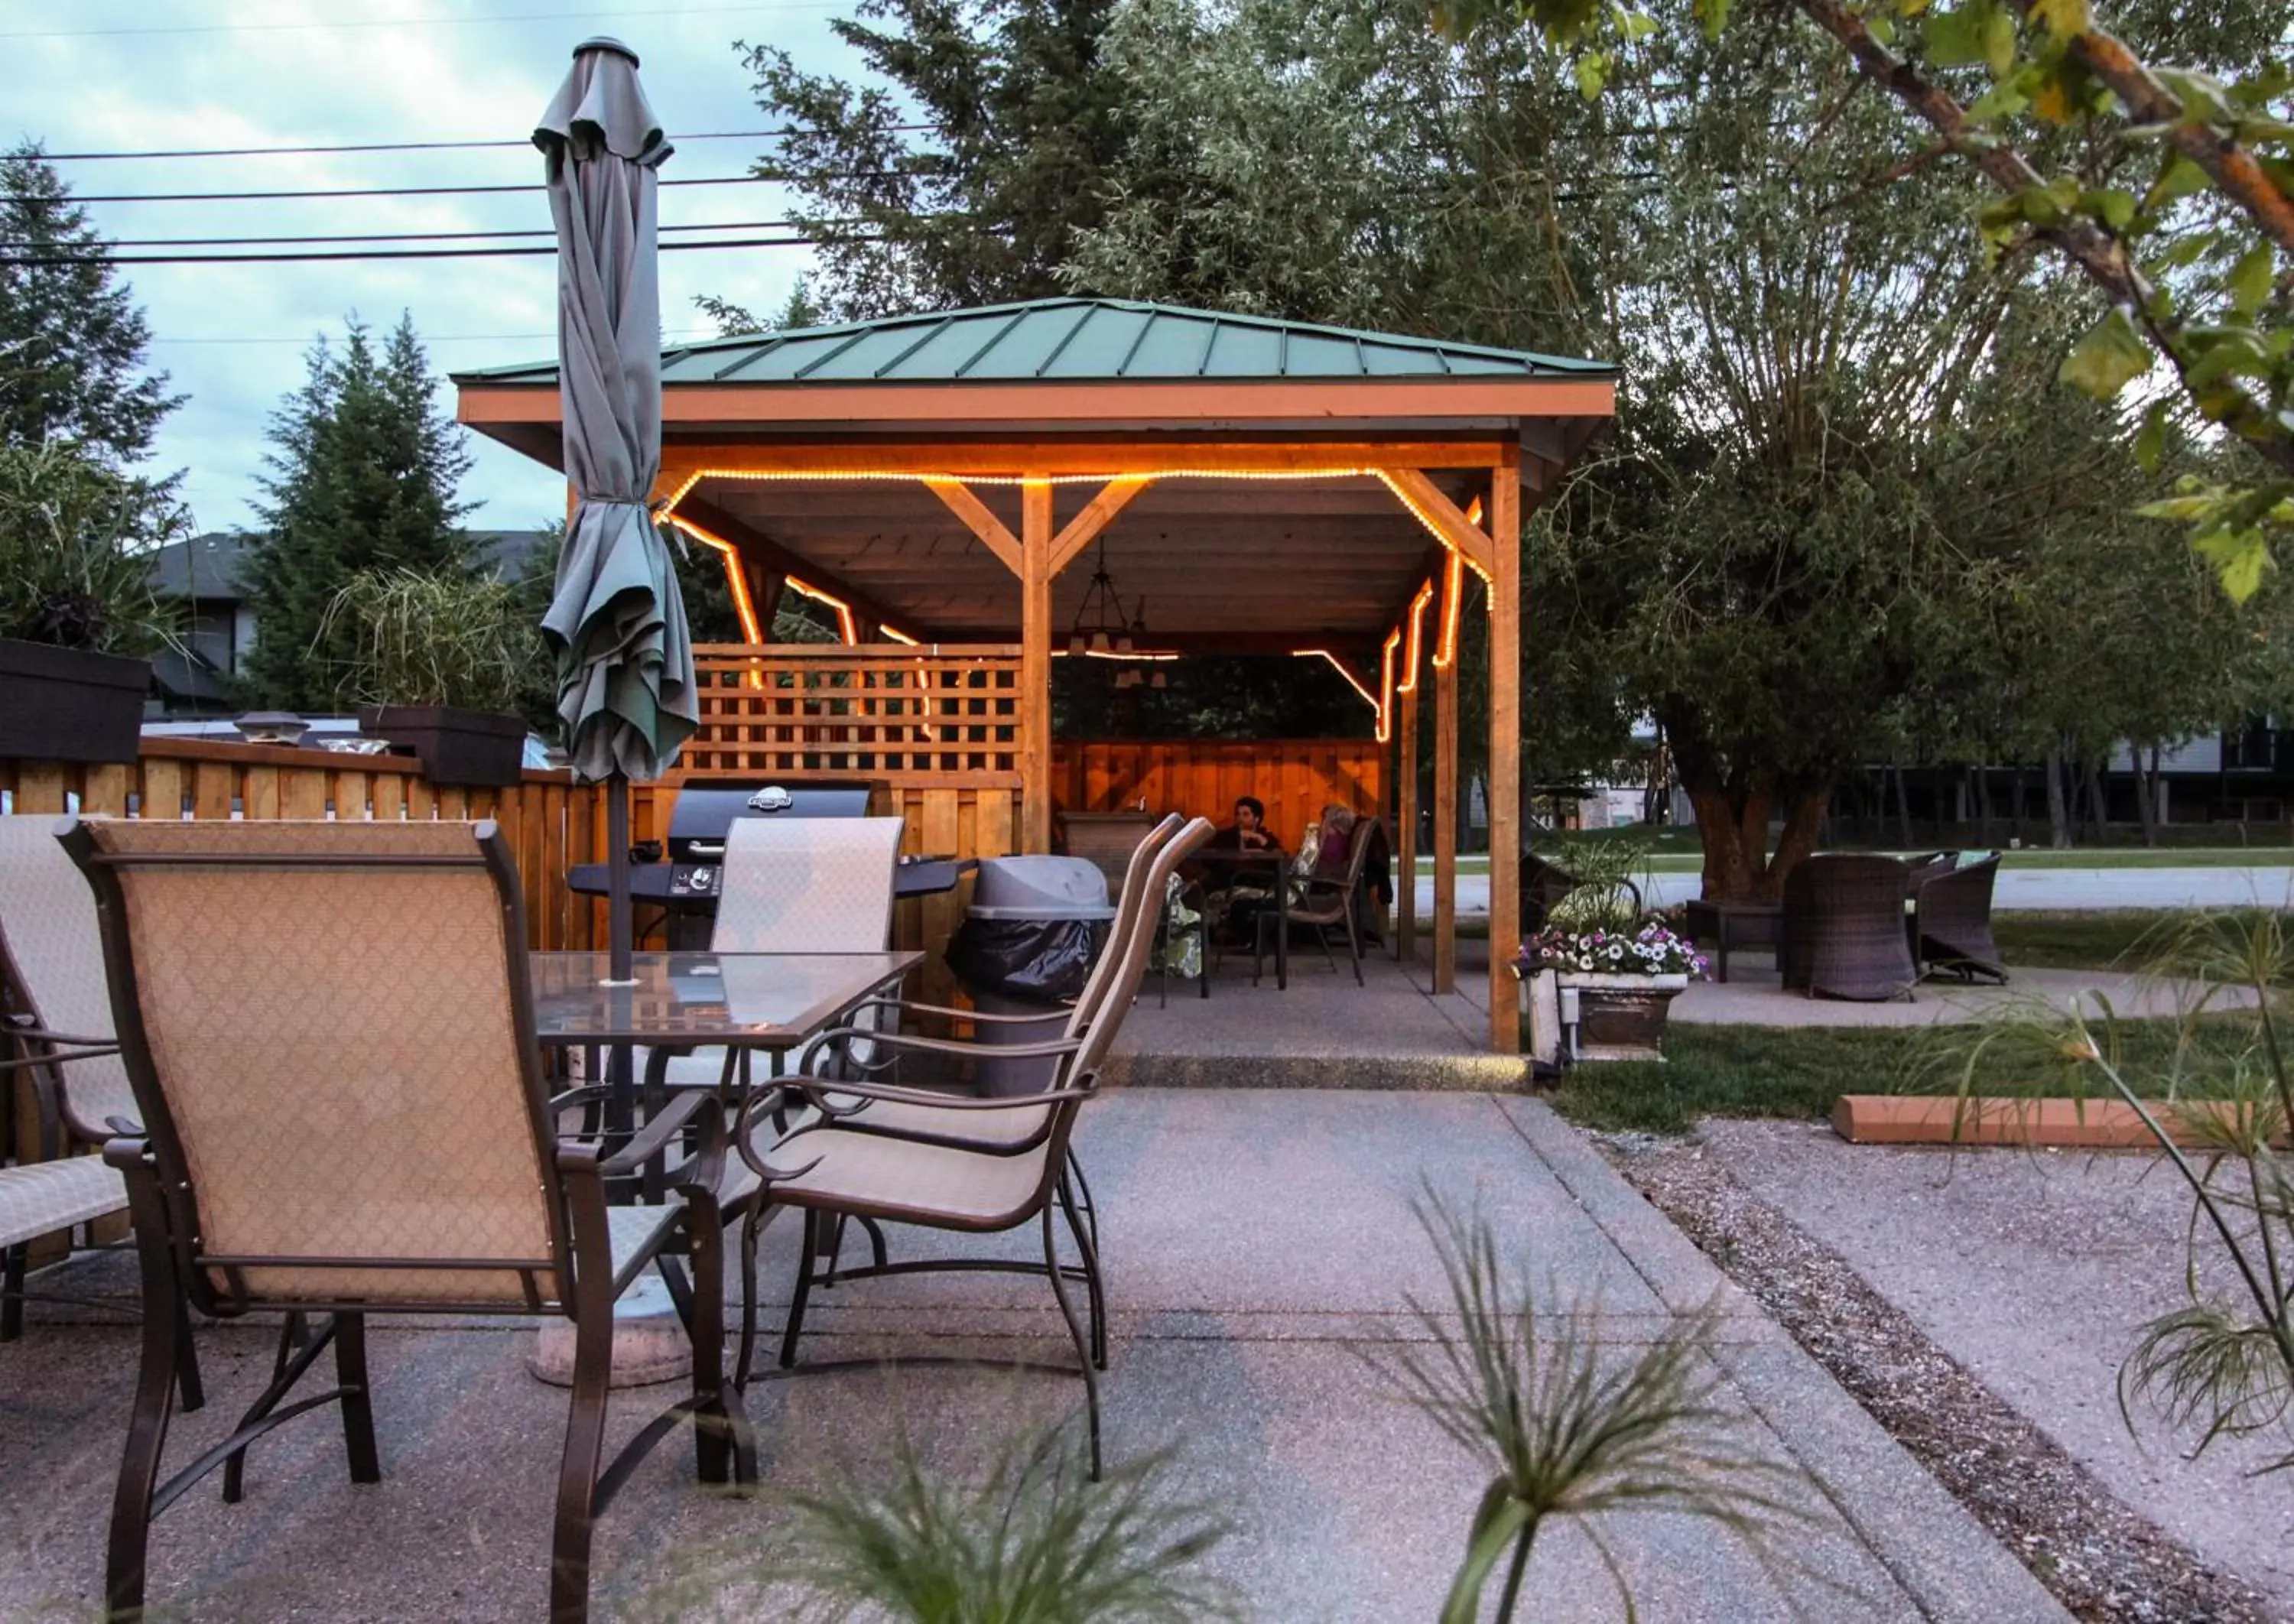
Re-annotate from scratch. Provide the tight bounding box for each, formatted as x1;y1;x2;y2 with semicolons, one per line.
1419;866;2294;915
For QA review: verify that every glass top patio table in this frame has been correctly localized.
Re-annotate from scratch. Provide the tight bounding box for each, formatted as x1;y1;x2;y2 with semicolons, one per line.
528;950;924;1047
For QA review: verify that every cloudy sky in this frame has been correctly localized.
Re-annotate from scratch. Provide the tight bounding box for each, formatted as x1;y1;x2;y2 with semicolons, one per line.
8;0;867;534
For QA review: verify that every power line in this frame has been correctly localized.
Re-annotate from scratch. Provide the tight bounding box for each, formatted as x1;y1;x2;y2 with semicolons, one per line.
5;124;941;162
0;219;818;249
0;4;840;43
63;174;799;204
0;235;866;266
146;329;724;346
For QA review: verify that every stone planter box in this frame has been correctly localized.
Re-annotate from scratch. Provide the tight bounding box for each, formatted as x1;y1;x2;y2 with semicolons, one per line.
0;638;150;765
1558;971;1689;1063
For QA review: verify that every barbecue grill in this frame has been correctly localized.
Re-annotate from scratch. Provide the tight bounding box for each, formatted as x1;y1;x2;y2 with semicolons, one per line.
565;779;970;948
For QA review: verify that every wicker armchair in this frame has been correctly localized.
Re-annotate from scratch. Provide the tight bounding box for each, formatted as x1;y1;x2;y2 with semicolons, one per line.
1914;855;2007;983
1780;853;1918;1002
63;818;749;1624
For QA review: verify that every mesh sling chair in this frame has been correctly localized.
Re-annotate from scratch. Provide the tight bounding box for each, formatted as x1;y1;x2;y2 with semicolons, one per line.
0;817;203;1408
62;818;752;1624
731;816;1214;1480
718;815;1185;1380
1256;815;1383;987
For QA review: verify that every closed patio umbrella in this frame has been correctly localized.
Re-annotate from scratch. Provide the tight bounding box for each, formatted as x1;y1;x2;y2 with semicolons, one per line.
536;36;697;981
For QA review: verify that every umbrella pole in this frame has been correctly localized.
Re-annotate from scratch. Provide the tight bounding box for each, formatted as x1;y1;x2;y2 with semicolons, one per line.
606;771;633;983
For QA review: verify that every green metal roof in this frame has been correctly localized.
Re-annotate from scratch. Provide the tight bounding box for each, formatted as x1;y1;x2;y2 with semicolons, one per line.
455;297;1614;388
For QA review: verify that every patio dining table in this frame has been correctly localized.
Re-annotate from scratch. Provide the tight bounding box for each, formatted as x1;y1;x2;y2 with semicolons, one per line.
528;948;922;1197
1187;846;1293;989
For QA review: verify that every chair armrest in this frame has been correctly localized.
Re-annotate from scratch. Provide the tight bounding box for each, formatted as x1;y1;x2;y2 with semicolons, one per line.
5;1015;117;1047
0;1042;120;1075
798;1023;1081;1072
557;1089;719;1176
769;1073;1098;1119
845;996;1067;1028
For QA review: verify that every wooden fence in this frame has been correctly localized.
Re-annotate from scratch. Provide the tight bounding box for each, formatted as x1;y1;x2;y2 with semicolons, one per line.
0;736;1024;1011
1054;739;1386;849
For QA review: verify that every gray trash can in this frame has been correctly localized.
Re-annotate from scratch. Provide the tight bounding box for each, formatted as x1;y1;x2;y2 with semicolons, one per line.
947;856;1115;1095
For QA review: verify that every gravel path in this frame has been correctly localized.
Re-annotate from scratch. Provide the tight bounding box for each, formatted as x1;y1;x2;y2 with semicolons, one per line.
1600;1132;2280;1623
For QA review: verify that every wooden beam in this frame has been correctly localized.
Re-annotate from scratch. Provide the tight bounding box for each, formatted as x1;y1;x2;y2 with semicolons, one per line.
1488;453;1523;1056
668;492;925;642
657;439;1514;481
1022;476;1054;854
1050;476;1152;578
1433;562;1460;996
921;476;1023;575
1397;667;1419;964
1377;468;1497;577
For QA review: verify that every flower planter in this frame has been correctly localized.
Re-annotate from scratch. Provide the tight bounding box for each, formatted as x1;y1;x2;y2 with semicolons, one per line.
357;704;527;788
0;638;151;764
1557;971;1689;1063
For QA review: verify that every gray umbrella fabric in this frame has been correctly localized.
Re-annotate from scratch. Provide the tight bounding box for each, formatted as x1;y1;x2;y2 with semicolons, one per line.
535;37;697;784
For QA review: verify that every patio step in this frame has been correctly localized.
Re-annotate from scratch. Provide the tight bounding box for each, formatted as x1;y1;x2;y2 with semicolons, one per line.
1102;1050;1528;1091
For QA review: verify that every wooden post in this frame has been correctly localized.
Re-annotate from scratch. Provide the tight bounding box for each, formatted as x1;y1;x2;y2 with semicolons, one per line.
1021;476;1054;853
1397;664;1419;963
1488;455;1522;1054
1434;569;1460;995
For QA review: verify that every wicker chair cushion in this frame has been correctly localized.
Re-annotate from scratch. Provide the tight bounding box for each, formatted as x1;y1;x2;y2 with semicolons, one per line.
87;820;557;1307
0;815;141;1138
0;1155;126;1250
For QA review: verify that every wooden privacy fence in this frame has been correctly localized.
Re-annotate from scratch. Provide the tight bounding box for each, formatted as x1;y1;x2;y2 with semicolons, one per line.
1054;739;1386;849
0;736;1025;1011
683;643;1023;784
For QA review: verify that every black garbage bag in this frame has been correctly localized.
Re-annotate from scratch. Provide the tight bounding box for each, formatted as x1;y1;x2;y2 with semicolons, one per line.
947;916;1109;1002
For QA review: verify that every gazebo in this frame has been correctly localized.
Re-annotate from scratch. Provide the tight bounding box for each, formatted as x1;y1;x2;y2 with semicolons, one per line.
454;297;1616;1053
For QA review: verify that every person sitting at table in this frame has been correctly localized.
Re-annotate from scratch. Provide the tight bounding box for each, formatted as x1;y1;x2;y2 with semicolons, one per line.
1208;795;1278;852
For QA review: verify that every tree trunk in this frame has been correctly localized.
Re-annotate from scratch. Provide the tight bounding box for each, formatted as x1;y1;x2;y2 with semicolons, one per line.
2065;743;2083;849
2133;747;2160;849
2086;762;2109;844
2012;764;2028;844
1976;765;1995;846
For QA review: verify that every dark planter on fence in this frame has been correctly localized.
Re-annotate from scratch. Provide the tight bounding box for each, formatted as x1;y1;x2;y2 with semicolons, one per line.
0;638;151;764
358;704;527;788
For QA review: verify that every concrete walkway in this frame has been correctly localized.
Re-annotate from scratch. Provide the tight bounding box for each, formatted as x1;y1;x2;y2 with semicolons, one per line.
1701;1119;2294;1610
0;1093;2065;1622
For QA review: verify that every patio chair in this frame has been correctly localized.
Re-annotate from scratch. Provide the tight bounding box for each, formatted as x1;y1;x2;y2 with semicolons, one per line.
1255;814;1382;986
650;815;906;1099
1522;851;1643;934
1779;853;1918;1002
731;815;1214;1479
1913;854;2006;983
0;816;203;1408
1058;812;1204;1005
60;817;749;1624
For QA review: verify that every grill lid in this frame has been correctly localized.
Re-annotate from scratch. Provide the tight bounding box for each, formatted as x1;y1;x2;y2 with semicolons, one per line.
665;781;876;856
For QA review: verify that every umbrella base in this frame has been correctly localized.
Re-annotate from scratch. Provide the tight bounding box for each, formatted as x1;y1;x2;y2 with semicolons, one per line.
526;1275;688;1388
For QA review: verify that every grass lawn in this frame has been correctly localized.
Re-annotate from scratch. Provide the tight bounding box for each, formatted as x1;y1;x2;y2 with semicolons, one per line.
1545;1016;2260;1136
1991;911;2195;970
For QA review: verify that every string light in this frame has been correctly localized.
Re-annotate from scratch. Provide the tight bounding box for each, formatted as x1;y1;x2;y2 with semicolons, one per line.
1397;577;1435;696
782;576;859;645
1295;648;1380;719
1433;550;1466;671
1376;628;1400;745
880;626;921;646
1373;471;1497;588
661;512;763;644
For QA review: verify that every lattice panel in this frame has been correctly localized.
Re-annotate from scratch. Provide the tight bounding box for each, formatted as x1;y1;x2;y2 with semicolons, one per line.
683;644;1023;784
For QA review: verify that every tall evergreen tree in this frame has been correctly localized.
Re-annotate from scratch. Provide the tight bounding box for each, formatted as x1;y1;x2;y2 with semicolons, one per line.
0;145;182;463
239;314;476;710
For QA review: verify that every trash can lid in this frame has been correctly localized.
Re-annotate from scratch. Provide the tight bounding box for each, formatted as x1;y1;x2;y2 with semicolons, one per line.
967;855;1115;920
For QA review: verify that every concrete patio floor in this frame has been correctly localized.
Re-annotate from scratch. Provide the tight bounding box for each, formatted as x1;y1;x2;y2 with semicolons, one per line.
0;1092;2068;1622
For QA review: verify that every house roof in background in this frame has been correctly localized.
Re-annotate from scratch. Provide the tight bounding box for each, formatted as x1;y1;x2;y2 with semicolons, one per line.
453;297;1618;389
148;530;551;601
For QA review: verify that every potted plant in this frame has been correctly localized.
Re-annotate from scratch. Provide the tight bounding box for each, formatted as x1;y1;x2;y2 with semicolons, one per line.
1513;836;1705;1063
0;440;190;764
323;567;544;787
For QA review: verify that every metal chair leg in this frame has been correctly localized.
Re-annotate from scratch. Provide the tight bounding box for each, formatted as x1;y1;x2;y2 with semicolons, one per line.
779;1210;820;1371
857;1215;891;1270
224;1311;314;1503
735;1206;765;1391
549;1285;615;1624
1344;902;1364;987
1041;1207;1102;1480
681;1210;745;1486
1064;1148;1100;1253
1;1242;23;1342
334;1312;382;1485
172;1291;205;1414
1055;1171;1108;1372
106;1174;184;1622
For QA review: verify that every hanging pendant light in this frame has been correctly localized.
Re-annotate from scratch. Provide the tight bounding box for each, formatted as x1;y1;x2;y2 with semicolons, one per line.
1068;538;1142;658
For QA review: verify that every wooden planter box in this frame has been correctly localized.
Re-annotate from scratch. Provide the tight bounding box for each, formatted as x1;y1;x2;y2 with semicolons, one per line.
0;638;150;764
358;705;527;788
1832;1094;2287;1150
1558;971;1689;1063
